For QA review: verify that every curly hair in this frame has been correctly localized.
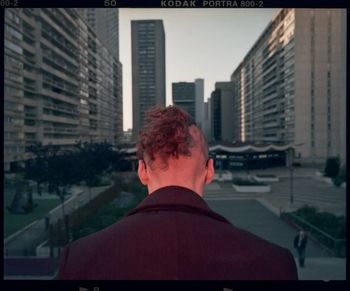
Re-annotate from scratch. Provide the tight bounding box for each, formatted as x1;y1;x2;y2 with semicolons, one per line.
137;106;198;168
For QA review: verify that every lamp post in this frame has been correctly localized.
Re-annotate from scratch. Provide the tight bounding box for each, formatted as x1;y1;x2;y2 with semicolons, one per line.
290;163;294;205
289;143;304;205
289;145;295;205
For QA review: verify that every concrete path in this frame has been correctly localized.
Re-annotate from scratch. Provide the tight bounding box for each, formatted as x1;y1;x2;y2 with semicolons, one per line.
203;179;346;280
206;199;329;257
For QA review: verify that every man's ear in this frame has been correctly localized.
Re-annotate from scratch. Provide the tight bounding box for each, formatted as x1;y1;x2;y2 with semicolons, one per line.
138;160;149;185
205;158;215;184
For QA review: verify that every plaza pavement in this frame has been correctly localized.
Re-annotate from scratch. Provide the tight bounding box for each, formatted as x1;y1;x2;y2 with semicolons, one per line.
4;168;346;279
203;167;346;280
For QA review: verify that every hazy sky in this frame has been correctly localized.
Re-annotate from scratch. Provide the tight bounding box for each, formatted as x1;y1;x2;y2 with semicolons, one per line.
120;8;278;131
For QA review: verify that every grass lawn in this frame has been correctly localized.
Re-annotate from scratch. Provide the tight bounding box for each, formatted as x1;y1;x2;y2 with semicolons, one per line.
4;187;61;238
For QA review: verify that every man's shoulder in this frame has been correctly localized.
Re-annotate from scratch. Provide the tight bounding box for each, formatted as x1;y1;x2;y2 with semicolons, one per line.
69;218;126;250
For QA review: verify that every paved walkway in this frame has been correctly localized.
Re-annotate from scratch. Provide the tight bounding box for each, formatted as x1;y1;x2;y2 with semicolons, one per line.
203;175;346;280
207;167;346;215
4;185;110;255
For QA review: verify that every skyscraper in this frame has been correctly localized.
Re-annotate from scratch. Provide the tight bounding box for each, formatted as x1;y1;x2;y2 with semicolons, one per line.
132;20;166;138
194;79;204;130
210;82;234;142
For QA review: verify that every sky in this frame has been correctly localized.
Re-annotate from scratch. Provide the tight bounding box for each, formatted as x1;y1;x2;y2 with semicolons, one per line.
119;8;278;131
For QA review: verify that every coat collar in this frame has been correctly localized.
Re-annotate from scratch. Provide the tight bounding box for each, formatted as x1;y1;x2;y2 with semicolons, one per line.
126;186;231;224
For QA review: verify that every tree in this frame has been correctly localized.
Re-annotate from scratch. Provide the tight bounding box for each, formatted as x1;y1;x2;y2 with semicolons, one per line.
334;164;346;187
324;157;340;178
74;141;114;201
6;175;38;214
24;142;50;196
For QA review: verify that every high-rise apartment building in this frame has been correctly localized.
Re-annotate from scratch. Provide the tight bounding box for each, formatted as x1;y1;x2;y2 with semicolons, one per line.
132;20;166;138
210;82;235;142
4;8;123;171
231;9;346;163
77;8;119;60
77;8;123;140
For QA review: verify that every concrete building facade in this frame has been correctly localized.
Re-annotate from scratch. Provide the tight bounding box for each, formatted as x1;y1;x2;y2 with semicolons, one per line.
172;79;205;128
203;100;211;142
230;9;346;163
195;78;205;130
132;20;166;138
4;8;123;171
172;82;196;120
77;8;123;142
77;8;119;60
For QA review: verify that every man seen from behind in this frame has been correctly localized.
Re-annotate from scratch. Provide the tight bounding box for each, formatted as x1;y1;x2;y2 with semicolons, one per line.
58;105;298;280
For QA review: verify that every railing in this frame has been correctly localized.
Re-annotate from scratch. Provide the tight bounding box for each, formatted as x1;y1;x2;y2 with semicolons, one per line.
282;212;346;257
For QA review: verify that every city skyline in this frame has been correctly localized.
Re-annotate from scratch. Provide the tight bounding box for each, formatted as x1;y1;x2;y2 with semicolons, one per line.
120;8;277;130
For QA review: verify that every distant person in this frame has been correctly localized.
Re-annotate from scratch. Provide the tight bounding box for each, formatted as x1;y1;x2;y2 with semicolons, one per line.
294;230;308;267
58;106;298;280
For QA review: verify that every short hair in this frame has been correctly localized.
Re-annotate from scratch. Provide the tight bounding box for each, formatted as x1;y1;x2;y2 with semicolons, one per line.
137;105;199;167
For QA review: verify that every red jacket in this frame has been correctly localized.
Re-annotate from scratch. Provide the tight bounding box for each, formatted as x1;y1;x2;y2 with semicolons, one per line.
58;186;298;280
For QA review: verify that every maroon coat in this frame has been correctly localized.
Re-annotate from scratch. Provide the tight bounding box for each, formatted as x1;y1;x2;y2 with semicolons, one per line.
58;186;298;280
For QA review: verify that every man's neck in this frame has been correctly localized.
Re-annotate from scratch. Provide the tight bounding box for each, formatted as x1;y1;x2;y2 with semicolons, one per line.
147;180;204;197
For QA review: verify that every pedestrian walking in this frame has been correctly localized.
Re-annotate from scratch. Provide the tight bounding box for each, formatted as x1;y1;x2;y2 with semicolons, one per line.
294;230;308;267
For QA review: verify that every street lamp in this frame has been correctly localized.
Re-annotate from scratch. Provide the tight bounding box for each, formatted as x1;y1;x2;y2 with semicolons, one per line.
290;161;294;204
289;143;304;205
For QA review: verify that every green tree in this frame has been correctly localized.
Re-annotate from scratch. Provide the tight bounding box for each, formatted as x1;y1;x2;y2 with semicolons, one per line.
334;165;346;187
25;142;50;196
74;141;115;200
324;157;340;178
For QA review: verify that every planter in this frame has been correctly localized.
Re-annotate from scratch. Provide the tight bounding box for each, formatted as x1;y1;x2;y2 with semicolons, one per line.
232;183;271;193
253;175;279;183
213;171;232;182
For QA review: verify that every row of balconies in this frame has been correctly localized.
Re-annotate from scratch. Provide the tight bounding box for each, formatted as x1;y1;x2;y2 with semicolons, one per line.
41;29;78;61
43;102;79;115
42;113;79;125
42;76;79;97
40;10;78;52
43;126;78;134
40;38;77;67
42;50;79;76
44;8;78;40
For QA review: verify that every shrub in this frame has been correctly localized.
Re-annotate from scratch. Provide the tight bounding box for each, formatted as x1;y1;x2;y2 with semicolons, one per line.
290;205;345;239
324;157;340;178
71;178;147;241
334;165;346;187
